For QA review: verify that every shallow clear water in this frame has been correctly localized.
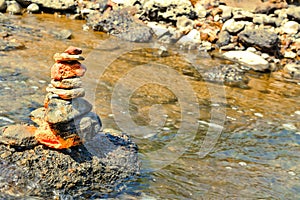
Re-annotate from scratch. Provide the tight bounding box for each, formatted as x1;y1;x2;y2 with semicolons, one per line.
1;13;300;199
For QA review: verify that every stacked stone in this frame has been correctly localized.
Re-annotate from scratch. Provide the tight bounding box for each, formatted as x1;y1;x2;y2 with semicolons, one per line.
30;46;102;149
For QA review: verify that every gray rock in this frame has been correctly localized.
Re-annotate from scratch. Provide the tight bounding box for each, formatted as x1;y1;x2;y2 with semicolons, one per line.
51;77;82;89
27;3;39;13
216;30;231;47
203;64;249;88
87;9;153;42
147;22;169;38
0;131;139;198
141;0;196;23
0;125;38;148
287;6;300;22
238;28;279;54
30;97;92;124
7;1;22;15
51;112;102;142
0;0;7;12
223;50;270;71
46;85;85;99
51;29;72;39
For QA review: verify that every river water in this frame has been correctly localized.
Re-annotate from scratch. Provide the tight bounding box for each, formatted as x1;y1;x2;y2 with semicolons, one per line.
1;14;300;199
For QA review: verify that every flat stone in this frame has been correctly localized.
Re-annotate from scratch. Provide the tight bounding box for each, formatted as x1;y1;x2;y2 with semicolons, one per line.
51;77;82;89
222;19;246;34
46;85;85;99
45;97;93;124
0;124;38;147
223;50;269;71
53;53;84;62
51;61;87;81
64;46;82;55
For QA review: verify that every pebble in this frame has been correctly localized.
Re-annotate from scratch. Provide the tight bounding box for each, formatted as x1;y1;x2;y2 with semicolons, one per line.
64;46;82;55
288;171;296;176
238;161;247;166
295;111;300;115
282;123;297;131
254;113;264;117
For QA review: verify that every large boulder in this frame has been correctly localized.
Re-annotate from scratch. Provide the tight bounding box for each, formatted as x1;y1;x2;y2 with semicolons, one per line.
86;9;153;42
0;127;139;198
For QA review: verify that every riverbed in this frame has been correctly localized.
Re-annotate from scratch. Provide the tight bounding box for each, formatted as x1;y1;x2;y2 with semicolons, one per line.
1;13;300;199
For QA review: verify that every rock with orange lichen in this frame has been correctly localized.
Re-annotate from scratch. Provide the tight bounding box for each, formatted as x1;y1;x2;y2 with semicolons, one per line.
51;61;87;81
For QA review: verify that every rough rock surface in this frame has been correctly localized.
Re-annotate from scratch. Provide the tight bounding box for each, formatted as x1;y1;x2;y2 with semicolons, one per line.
87;9;153;42
0;128;140;198
238;28;280;54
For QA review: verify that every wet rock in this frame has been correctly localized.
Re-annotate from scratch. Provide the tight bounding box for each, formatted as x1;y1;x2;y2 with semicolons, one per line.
34;97;93;124
0;39;25;51
6;1;22;15
223;50;270;71
0;125;38;148
238;28;280;54
27;3;39;13
87;9;153;42
51;29;72;39
0;0;7;12
203;64;249;88
281;21;300;34
51;77;82;89
0;130;139;198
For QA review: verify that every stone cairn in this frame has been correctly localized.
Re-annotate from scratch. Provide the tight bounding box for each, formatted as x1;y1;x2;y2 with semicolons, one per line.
30;46;102;149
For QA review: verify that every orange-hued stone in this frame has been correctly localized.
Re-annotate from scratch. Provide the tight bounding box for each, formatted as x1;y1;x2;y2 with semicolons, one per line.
34;122;80;149
64;46;82;55
51;61;87;81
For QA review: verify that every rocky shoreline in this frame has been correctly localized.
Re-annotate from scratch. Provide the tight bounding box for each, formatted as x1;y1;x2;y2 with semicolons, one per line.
0;0;300;83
